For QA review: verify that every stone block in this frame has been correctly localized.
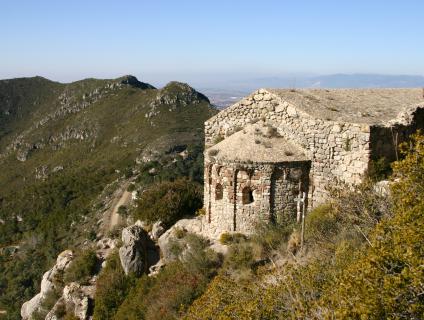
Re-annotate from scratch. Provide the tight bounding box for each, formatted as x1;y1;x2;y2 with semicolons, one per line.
254;94;263;101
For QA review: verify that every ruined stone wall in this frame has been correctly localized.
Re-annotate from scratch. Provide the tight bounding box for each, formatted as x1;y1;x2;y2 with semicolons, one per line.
203;159;309;237
205;89;372;206
370;108;424;163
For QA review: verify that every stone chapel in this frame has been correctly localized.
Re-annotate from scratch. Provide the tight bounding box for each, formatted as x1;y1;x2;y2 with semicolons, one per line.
202;88;424;237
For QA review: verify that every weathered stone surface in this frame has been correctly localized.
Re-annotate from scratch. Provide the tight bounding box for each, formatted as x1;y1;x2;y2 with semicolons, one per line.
118;224;160;277
253;94;263;101
286;105;297;117
21;250;74;319
157;218;202;262
62;282;95;320
119;225;149;275
45;298;65;320
149;221;165;241
21;294;43;320
374;180;391;197
96;237;119;260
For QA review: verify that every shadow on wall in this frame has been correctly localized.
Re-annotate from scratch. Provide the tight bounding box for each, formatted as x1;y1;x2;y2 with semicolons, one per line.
370;108;424;163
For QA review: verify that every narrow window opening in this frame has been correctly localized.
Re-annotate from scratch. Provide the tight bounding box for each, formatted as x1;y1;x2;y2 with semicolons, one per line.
242;187;254;204
215;183;223;200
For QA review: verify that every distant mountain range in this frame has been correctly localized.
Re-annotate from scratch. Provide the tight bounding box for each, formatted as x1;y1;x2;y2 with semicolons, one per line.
200;73;424;107
253;74;424;89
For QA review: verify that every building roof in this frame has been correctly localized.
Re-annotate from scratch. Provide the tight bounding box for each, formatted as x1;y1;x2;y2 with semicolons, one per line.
207;124;309;163
267;88;424;125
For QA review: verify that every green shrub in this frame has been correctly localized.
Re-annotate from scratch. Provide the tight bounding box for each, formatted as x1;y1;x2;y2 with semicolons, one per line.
123;167;134;178
252;221;294;254
117;205;128;216
207;149;219;156
115;234;220;320
115;263;203;320
305;204;339;244
368;157;392;181
63;314;80;320
93;251;136;320
316;133;424;319
133;179;202;228
223;242;256;272
219;232;247;245
195;208;206;216
64;249;98;284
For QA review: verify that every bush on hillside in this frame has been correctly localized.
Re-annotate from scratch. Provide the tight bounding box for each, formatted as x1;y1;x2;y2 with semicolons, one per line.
186;132;424;319
64;249;98;284
132;179;202;227
316;131;424;319
93;251;136;320
113;233;220;320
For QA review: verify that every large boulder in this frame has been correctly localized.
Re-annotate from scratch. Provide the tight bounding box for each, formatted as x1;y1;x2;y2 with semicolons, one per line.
119;225;150;275
21;250;73;319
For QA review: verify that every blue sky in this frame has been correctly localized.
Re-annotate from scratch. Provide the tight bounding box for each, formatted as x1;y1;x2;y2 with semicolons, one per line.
1;0;423;85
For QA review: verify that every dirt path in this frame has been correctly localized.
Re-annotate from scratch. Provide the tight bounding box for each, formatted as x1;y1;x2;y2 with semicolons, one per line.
108;183;132;231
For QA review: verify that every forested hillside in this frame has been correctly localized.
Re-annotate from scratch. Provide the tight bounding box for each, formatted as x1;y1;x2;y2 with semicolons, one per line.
0;75;216;319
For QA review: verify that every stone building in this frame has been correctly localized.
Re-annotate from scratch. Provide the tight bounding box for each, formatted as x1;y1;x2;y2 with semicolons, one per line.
203;88;424;237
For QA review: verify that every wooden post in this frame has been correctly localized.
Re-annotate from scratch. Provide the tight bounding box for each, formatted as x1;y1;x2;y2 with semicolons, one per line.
294;191;307;248
294;194;303;223
300;191;306;249
294;181;301;222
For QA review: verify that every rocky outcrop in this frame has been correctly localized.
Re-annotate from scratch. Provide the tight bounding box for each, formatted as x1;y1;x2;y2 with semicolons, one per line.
149;221;165;241
157;218;203;263
21;236;120;320
44;282;95;320
62;282;95;320
119;224;159;276
96;237;120;262
21;250;74;320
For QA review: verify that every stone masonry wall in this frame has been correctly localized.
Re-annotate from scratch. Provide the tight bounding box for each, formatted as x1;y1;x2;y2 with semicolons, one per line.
270;164;310;225
205;89;372;206
203;159;309;237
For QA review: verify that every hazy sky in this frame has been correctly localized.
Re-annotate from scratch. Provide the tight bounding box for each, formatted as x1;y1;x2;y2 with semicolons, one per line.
1;0;423;86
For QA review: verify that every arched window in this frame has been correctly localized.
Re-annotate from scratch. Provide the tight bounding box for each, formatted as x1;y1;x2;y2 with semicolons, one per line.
215;183;223;200
242;187;254;204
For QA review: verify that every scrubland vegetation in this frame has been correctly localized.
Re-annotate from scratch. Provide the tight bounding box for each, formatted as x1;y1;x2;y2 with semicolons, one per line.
88;132;423;319
133;179;202;228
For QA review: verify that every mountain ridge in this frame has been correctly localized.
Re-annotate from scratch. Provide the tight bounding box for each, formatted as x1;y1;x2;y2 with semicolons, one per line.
0;74;217;318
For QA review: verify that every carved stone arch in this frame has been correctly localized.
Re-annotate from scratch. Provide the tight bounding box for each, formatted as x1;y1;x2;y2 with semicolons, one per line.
215;165;223;177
